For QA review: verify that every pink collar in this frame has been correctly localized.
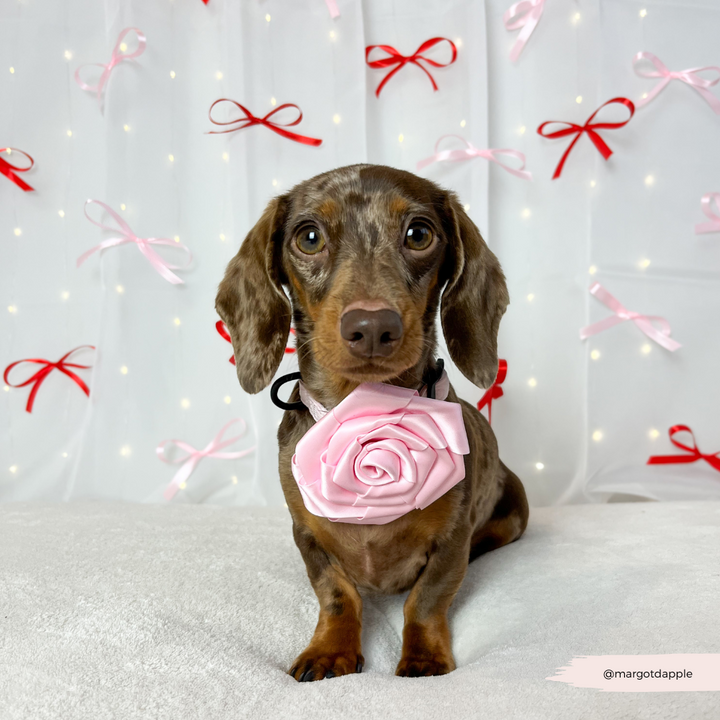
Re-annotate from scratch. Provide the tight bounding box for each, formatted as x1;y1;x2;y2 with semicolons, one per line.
291;370;469;525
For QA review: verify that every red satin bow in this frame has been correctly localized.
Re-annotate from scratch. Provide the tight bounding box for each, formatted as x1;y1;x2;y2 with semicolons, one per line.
216;321;295;364
537;97;635;179
208;100;322;147
3;346;94;413
647;425;720;473
0;148;34;192
365;38;458;97
477;359;507;425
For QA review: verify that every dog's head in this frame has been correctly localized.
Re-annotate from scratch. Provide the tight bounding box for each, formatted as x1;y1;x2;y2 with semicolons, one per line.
216;164;508;401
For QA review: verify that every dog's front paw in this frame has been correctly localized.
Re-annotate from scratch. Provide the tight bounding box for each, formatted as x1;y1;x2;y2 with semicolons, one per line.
288;646;364;682
395;652;455;678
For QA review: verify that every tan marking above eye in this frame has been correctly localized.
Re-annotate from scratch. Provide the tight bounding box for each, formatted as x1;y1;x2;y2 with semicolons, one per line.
296;226;326;255
405;222;434;251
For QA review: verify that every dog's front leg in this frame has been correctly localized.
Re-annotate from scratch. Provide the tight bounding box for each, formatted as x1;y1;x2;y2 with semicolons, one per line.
288;524;364;682
396;529;471;677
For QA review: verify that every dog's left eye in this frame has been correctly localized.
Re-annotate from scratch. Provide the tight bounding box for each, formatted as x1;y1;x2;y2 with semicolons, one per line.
405;222;434;251
296;227;326;255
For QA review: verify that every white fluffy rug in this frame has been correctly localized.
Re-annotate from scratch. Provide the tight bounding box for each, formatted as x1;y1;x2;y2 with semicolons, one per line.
1;500;718;719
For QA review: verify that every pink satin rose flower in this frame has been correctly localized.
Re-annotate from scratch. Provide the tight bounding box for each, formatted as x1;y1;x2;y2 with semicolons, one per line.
291;382;470;525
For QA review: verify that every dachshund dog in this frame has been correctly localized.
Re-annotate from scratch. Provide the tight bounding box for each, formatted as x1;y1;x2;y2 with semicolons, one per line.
216;164;529;681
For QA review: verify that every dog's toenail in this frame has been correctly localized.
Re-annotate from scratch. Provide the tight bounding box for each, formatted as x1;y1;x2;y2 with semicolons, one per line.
356;661;363;673
300;670;315;682
325;670;335;679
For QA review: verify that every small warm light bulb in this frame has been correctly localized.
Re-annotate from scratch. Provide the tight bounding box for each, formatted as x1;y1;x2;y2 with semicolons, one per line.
67;129;72;137
3;385;9;392
120;366;128;375
535;462;545;470
174;235;180;243
333;114;341;124
527;293;535;302
521;208;531;218
592;430;603;442
8;305;17;313
589;265;597;275
455;38;463;48
58;210;65;218
528;377;537;388
9;465;18;473
119;42;128;52
518;125;526;135
398;133;404;143
270;97;277;106
61;291;69;300
232;475;238;484
222;152;229;161
9;67;15;74
181;398;190;409
216;71;223;80
644;174;654;186
265;13;271;22
170;70;176;79
64;50;73;60
639;9;647;18
329;30;336;40
219;233;226;241
168;154;174;162
463;204;470;212
641;344;652;355
116;285;124;293
649;428;660;440
639;258;651;269
124;124;130;132
224;396;232;404
576;95;583;104
173;317;181;326
120;445;131;456
14;228;21;236
590;180;596;188
641;92;648;99
460;119;466;128
179;482;187;490
120;203;126;211
62;452;68;458
271;179;278;188
591;349;601;360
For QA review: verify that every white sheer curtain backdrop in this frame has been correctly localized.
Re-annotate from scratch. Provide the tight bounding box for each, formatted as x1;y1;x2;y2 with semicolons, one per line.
1;0;718;507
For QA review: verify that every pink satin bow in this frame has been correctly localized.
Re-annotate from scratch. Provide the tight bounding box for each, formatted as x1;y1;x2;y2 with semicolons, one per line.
3;346;94;413
78;200;192;285
695;192;720;235
74;28;146;111
648;425;720;473
0;148;34;192
417;135;532;180
580;282;681;352
503;0;545;62
292;377;470;525
157;419;255;501
633;52;720;115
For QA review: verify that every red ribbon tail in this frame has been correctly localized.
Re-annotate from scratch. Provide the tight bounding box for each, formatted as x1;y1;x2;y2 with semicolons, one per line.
586;129;613;161
0;162;34;192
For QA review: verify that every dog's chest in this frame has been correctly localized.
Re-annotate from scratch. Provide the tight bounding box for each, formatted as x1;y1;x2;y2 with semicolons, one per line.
326;524;432;595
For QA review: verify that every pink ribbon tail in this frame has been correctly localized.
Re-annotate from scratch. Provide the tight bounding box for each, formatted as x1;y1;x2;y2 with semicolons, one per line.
325;0;340;18
695;192;720;235
157;419;255;501
503;0;545;63
580;282;681;352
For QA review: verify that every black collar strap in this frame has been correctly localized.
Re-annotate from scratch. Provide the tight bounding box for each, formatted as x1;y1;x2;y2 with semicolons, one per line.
270;359;445;411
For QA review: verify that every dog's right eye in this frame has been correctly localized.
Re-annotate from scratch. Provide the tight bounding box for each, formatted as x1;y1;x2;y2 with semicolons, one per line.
295;227;326;255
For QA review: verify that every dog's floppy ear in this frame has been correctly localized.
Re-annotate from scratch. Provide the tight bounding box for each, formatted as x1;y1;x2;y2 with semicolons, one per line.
215;196;291;394
439;192;509;389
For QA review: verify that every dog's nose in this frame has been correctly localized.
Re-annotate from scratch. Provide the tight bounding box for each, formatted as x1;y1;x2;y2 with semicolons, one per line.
340;309;404;358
